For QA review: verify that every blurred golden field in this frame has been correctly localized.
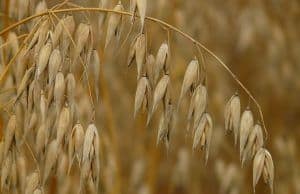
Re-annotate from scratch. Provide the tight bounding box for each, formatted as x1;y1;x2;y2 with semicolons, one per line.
0;0;299;194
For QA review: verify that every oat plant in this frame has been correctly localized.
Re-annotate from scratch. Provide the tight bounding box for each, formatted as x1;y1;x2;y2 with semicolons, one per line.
0;0;274;194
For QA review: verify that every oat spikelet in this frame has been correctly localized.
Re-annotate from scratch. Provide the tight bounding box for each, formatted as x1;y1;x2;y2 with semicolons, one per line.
224;93;241;145
253;148;274;194
157;103;173;150
90;49;101;101
134;77;151;118
98;0;109;29
43;140;58;185
137;0;147;29
73;23;91;62
82;124;99;164
178;59;199;106
105;1;124;48
135;34;146;80
48;49;62;86
60;15;75;56
52;19;63;48
33;20;50;55
25;171;40;194
239;108;254;161
146;54;155;86
68;122;84;171
148;74;170;124
54;71;65;116
66;73;76;106
187;84;207;132
81;124;100;183
192;113;213;163
154;43;168;84
57;105;70;146
242;123;264;166
4;115;17;157
36;41;52;78
130;0;137;21
40;90;47;123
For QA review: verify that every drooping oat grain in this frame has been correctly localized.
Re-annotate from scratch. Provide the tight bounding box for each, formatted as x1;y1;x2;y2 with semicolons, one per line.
81;123;100;186
137;0;147;29
134;33;146;80
60;15;75;56
54;71;65;116
148;74;170;124
178;59;199;106
73;23;91;62
156;102;173;150
187;84;207;132
48;49;62;86
154;43;168;84
225;94;241;145
105;1;124;48
134;76;151;118
253;148;274;194
146;54;155;86
242;123;264;166
66;73;76;106
68;122;84;171
239;108;254;161
89;49;101;101
192;112;213;163
56;105;70;146
36;41;52;78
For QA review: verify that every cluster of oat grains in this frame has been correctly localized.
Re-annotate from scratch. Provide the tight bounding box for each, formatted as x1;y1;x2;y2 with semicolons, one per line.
0;1;101;193
225;94;274;193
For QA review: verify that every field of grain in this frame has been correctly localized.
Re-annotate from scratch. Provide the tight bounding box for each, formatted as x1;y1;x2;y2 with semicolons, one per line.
0;0;299;194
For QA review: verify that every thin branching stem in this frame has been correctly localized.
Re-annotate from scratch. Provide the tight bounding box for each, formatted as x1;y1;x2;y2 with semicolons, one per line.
0;7;268;138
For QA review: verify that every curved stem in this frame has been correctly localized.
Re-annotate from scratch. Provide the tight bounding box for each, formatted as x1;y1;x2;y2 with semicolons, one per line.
0;7;268;138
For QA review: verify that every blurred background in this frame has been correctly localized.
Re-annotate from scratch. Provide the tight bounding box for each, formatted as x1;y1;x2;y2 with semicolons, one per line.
1;0;300;194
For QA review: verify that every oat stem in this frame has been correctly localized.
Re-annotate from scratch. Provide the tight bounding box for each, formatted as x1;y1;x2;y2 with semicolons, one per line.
0;7;268;138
